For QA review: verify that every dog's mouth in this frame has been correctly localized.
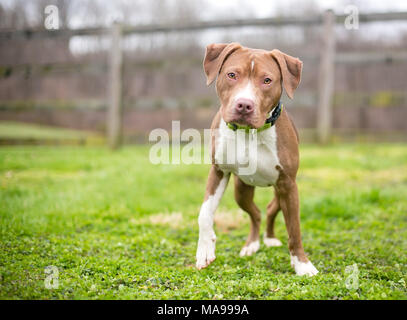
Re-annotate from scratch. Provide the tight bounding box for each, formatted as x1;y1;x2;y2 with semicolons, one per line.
222;106;267;129
227;115;262;129
230;119;253;127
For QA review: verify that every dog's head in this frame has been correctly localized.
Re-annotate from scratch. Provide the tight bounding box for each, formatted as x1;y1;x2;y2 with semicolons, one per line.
203;42;302;128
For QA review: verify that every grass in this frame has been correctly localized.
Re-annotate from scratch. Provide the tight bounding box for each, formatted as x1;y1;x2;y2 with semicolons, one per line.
0;121;104;144
0;143;406;299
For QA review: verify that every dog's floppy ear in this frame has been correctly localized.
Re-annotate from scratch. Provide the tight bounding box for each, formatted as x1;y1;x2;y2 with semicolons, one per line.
270;49;303;99
203;42;241;86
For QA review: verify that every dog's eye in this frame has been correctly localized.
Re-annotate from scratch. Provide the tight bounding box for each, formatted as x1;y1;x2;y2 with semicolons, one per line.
227;72;236;79
264;78;272;84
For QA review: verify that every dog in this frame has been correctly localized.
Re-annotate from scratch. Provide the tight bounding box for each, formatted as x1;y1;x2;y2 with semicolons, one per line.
195;42;318;276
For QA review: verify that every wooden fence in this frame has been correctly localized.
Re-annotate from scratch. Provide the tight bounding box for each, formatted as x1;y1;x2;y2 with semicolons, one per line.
1;10;407;147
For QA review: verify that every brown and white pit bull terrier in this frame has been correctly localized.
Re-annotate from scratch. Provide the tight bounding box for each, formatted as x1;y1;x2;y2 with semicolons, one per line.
195;42;318;276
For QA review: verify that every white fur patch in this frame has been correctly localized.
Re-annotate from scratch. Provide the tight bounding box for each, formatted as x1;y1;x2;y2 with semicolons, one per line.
263;236;282;247
251;60;254;71
239;240;260;256
196;175;229;269
290;255;319;276
233;81;256;103
215;119;281;187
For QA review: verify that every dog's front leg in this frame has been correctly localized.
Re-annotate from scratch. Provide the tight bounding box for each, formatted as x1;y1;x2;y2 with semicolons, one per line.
196;166;230;269
276;166;318;276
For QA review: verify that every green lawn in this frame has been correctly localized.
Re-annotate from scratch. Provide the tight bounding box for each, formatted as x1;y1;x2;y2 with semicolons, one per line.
0;121;104;145
0;144;406;299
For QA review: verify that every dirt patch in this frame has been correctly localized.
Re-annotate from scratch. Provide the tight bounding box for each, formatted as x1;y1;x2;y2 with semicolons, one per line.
131;212;184;229
214;210;247;233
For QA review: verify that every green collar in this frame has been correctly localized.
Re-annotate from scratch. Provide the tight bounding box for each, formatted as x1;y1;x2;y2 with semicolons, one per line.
227;101;283;133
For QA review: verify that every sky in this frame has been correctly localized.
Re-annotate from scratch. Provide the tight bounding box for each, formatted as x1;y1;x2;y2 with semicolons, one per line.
2;0;407;22
2;0;407;27
242;0;407;16
2;0;407;54
70;0;407;54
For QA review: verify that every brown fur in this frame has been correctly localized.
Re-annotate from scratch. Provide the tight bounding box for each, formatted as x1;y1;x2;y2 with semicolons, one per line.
234;176;261;245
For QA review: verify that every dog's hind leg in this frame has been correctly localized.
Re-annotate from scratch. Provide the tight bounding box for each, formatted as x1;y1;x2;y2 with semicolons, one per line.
264;192;283;247
234;176;261;257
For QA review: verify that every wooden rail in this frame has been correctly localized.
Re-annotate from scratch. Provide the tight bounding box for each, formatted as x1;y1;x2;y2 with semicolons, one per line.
2;52;407;78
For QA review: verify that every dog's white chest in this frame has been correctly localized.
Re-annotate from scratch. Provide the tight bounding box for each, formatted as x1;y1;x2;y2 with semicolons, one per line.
214;120;281;187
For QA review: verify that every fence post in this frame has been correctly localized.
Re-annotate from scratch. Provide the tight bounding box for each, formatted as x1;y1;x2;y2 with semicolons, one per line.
316;10;336;144
107;22;123;149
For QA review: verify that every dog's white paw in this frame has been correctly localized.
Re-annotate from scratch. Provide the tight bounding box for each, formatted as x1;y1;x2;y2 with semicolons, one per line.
290;255;319;276
196;236;216;270
263;236;282;247
239;240;260;257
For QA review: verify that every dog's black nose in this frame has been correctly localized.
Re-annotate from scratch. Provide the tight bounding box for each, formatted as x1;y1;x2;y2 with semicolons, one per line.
235;98;254;114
